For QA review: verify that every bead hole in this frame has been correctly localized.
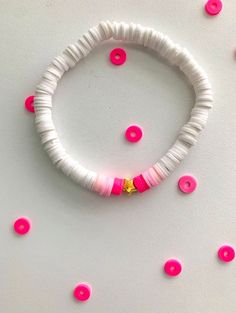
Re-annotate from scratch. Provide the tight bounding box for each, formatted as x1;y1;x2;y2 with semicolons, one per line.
211;2;217;9
19;224;25;230
130;131;136;138
224;251;228;257
115;54;120;59
170;266;175;272
185;181;191;188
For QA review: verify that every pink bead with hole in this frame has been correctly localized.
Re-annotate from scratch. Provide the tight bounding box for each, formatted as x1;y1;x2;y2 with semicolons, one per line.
218;245;235;263
125;125;143;143
164;259;182;277
13;217;31;235
73;283;92;302
24;95;35;113
110;48;126;65
205;0;223;16
178;175;197;194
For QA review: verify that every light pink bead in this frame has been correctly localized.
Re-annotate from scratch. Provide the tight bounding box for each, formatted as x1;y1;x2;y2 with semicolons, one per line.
94;175;113;196
111;178;124;195
133;175;150;193
150;167;161;184
142;171;152;187
218;245;235;263
153;164;165;181
13;217;31;235
73;283;92;302
164;259;182;277
94;174;105;195
142;168;160;187
104;176;114;197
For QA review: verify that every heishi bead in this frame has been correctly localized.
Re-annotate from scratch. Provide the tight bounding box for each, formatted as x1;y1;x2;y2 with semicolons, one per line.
133;174;150;193
111;178;125;195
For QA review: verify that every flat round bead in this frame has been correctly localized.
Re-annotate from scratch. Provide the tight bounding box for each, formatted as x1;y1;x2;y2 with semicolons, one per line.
24;95;35;113
110;48;126;65
164;259;182;277
133;175;150;193
218;245;235;263
111;178;125;195
73;283;92;302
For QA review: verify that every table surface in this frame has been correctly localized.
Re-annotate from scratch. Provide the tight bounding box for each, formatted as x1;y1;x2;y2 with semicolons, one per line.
1;1;236;312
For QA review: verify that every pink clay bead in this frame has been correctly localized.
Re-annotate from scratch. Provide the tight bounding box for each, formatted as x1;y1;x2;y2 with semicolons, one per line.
133;174;150;193
149;167;160;185
153;164;165;180
100;175;109;196
143;168;159;187
105;177;114;197
112;178;124;195
142;171;152;187
94;174;105;195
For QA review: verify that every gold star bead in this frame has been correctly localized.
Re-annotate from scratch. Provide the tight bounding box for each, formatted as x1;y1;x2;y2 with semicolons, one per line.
123;178;137;195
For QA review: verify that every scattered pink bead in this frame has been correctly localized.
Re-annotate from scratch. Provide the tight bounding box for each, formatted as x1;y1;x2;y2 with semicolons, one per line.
125;125;143;143
218;245;235;263
73;283;92;302
110;48;126;65
164;259;182;277
24;95;35;113
178;175;197;194
205;0;223;16
13;217;31;235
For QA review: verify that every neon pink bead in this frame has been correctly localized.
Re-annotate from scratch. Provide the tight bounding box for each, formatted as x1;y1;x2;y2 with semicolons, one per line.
110;48;126;65
73;283;92;302
24;95;35;113
125;125;143;143
218;245;235;263
205;0;222;16
133;175;150;193
111;178;124;195
164;259;182;277
178;175;197;194
13;217;31;235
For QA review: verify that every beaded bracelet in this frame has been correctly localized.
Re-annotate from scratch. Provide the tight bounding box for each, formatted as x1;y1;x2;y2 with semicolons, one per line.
34;21;213;197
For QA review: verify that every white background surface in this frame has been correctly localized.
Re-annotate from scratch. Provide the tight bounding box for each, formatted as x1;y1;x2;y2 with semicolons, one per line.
1;1;236;313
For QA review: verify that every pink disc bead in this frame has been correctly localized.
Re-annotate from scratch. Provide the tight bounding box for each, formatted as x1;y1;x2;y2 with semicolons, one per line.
73;283;92;302
218;245;235;263
133;174;150;193
164;259;182;277
110;48;126;65
13;217;31;235
125;125;143;143
142;168;159;188
205;0;222;16
94;175;113;197
178;175;197;194
111;178;125;195
24;95;35;113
